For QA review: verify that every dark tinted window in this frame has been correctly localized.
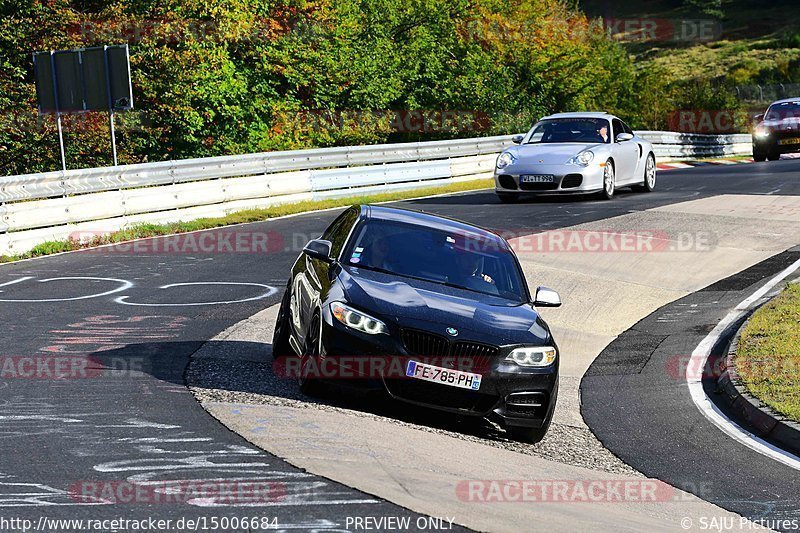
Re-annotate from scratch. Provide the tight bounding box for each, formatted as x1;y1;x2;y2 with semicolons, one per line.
342;220;527;301
322;207;359;257
612;119;624;139
766;101;800;120
622;121;634;134
526;118;610;144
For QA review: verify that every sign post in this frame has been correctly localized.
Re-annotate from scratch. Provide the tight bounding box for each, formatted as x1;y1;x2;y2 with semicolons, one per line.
33;44;133;170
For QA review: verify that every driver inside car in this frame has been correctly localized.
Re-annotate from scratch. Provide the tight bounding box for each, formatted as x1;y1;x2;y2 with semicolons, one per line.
451;251;497;294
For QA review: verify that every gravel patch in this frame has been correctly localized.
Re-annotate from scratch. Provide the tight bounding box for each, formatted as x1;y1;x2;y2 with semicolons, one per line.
187;355;641;477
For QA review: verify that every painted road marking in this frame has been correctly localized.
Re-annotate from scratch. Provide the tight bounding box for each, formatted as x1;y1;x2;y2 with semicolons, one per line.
114;282;277;307
0;278;276;307
687;257;800;471
0;277;133;302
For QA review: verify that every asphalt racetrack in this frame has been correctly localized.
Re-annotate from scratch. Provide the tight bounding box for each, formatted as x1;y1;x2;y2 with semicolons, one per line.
0;158;799;532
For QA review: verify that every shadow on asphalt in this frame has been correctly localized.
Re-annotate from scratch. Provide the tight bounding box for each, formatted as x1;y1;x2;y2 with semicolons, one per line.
88;339;511;442
401;188;641;208
178;340;513;443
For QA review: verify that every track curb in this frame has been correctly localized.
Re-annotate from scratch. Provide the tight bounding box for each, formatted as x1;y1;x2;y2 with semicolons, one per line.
716;296;800;457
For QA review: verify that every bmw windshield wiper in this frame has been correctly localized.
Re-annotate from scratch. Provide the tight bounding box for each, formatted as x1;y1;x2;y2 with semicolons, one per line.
348;263;450;287
347;263;396;276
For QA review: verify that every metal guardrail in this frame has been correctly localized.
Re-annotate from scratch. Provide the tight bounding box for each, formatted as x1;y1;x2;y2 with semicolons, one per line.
0;131;752;256
0;136;513;203
638;131;752;159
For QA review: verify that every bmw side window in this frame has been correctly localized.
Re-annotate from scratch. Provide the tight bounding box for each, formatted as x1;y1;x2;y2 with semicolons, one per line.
322;207;358;258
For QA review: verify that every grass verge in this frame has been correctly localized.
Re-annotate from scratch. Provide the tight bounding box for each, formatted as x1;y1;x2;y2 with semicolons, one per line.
0;178;493;264
735;282;800;423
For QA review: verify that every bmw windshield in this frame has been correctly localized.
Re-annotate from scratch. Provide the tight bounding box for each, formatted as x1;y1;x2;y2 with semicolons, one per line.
765;102;800;120
525;118;611;144
343;220;527;302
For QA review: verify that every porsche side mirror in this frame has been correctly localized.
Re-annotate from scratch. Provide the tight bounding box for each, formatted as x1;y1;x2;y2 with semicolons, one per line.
512;134;524;144
303;239;334;263
533;286;561;307
616;133;634;142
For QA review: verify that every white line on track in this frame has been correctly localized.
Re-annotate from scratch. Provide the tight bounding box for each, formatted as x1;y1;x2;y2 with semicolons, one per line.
0;277;133;302
114;282;277;307
0;277;33;290
687;256;800;470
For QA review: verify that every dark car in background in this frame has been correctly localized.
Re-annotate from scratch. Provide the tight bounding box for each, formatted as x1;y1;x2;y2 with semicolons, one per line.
752;98;800;161
272;205;562;442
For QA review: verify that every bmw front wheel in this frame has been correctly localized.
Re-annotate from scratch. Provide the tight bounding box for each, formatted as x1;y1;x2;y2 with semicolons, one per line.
298;315;325;396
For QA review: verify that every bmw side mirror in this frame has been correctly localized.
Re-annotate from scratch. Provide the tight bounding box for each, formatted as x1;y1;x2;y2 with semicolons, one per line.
616;133;634;142
303;239;334;263
511;134;524;144
533;286;561;307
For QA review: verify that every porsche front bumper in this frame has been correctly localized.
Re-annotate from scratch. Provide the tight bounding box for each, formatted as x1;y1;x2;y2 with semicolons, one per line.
494;164;606;194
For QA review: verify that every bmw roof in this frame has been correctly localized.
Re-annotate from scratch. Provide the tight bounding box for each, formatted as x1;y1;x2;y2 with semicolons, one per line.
768;98;800;105
360;205;507;245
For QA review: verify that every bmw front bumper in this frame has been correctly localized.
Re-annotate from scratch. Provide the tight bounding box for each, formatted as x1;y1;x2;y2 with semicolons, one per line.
316;313;559;430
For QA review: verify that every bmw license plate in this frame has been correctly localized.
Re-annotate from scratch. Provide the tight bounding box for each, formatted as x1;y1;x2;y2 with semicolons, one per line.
406;360;482;390
778;137;800;146
520;174;555;183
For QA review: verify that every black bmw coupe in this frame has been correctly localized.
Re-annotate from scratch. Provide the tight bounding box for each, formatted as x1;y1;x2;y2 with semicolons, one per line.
272;205;562;442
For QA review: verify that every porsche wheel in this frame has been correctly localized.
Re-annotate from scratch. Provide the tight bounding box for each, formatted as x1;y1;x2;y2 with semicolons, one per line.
634;153;656;192
600;160;615;200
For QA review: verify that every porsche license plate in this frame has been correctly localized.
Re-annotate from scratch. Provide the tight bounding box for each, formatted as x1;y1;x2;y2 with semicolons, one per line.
779;137;800;146
520;174;555;183
406;360;482;390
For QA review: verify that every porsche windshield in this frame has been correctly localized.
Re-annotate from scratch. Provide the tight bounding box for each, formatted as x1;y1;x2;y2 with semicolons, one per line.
343;220;527;301
526;118;611;144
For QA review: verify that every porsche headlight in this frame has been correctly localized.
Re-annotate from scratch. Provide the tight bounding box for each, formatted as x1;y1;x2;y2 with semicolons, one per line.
754;127;770;139
330;302;388;335
496;152;515;169
506;346;557;367
568;151;594;166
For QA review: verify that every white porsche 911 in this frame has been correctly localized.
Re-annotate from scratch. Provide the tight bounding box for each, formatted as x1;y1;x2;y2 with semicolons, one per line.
494;112;657;202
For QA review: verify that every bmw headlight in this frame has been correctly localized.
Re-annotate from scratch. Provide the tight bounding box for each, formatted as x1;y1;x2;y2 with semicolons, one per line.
506;346;557;367
568;151;594;166
496;152;515;169
331;302;388;335
754;127;770;139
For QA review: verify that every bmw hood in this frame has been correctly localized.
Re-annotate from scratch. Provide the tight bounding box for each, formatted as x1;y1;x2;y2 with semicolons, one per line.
506;143;602;165
761;117;800;132
338;266;551;345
